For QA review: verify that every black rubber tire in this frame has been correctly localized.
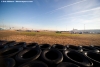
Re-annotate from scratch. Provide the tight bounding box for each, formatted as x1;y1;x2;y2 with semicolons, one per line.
40;44;51;51
63;49;93;67
18;60;48;67
0;45;8;54
25;43;39;49
0;40;7;45
52;44;66;51
82;46;99;53
41;48;63;65
3;41;16;47
94;46;100;48
66;45;83;52
5;58;15;67
16;48;41;63
93;46;100;51
81;46;99;52
14;42;27;48
0;46;23;58
84;51;100;67
57;62;80;67
0;58;15;67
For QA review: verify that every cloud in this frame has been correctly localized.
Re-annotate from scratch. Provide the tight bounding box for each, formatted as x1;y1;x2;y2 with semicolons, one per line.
59;6;100;19
71;0;98;12
45;0;87;14
58;5;100;29
57;0;100;22
68;6;100;15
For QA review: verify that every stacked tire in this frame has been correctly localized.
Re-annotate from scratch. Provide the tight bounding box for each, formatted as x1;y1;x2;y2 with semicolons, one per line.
63;49;93;67
0;40;100;67
40;48;63;67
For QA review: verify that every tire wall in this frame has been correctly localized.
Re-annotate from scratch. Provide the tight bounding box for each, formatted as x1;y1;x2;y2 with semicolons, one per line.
1;40;100;67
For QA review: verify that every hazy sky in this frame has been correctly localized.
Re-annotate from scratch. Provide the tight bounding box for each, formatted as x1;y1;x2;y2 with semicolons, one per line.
0;0;100;31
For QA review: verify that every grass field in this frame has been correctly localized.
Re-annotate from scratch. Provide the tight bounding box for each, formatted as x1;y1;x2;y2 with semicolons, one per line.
0;30;100;46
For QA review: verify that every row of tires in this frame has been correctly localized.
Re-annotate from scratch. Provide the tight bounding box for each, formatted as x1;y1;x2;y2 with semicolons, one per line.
0;40;100;67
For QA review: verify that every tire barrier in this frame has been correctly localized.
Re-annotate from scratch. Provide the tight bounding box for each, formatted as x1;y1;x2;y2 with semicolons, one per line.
1;40;100;67
81;46;99;52
63;49;93;67
3;41;16;47
0;45;8;53
52;44;66;52
41;48;63;67
93;46;100;51
0;40;7;45
19;60;48;67
66;45;83;52
14;42;27;48
0;58;15;67
94;46;100;48
84;51;100;67
0;46;23;58
25;43;38;49
57;62;80;67
40;44;51;51
5;58;15;67
15;47;41;63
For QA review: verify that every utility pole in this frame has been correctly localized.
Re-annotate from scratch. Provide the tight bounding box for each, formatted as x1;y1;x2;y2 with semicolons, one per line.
84;24;85;32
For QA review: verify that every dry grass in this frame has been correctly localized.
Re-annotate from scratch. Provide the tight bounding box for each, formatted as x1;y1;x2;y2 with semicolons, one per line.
0;30;100;46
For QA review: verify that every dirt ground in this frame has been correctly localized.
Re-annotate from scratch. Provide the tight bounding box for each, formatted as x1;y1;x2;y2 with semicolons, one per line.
0;30;100;46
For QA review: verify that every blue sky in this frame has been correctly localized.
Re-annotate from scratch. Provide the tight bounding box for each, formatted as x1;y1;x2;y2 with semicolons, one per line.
0;0;100;31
